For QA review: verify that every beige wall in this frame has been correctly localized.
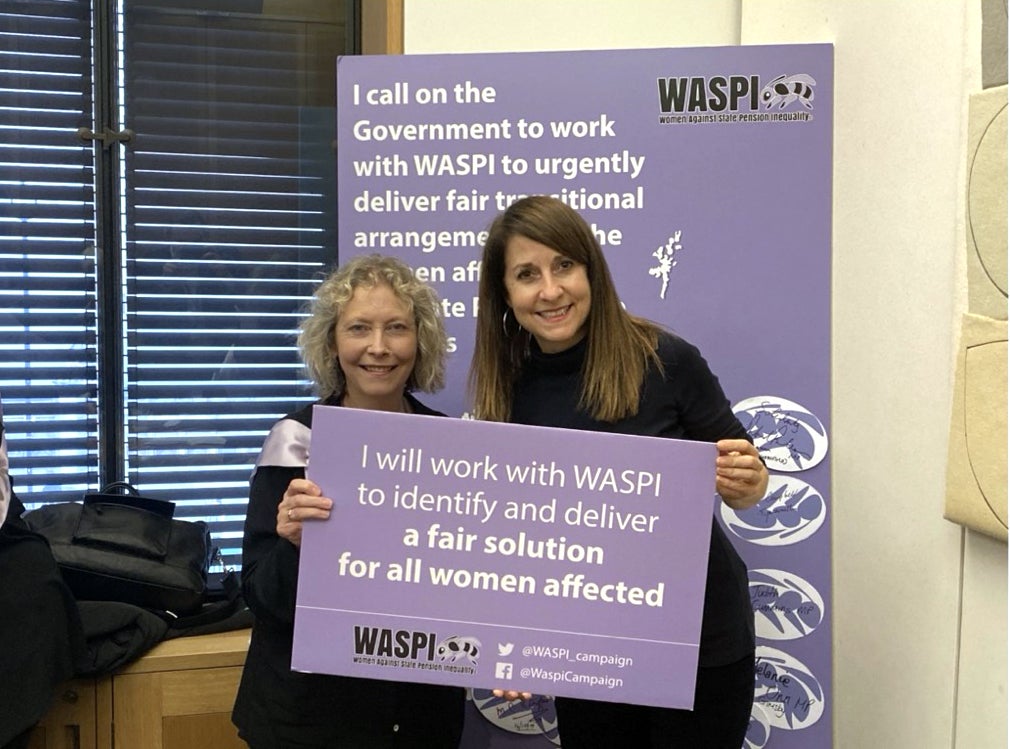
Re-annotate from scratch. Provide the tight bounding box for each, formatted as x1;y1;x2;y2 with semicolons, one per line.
402;1;1007;747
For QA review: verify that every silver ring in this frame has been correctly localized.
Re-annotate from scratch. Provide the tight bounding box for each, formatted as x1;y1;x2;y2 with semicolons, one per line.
287;508;294;520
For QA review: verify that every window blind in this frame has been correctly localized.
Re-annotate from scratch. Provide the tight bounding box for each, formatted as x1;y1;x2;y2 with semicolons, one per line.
0;0;99;505
121;2;342;568
3;0;349;571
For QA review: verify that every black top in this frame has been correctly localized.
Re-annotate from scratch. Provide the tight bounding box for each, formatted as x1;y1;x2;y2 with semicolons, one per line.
1;405;85;744
232;393;466;749
511;333;755;667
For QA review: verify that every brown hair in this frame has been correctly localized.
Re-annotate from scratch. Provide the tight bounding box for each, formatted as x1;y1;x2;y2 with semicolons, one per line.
468;196;660;422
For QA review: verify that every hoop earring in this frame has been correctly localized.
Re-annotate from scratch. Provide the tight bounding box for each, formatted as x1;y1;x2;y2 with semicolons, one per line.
502;308;522;337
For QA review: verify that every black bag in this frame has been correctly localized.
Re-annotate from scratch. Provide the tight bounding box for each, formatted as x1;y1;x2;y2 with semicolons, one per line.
24;482;214;614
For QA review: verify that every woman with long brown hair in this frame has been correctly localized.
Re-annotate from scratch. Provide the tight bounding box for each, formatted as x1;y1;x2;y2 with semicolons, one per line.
470;196;768;748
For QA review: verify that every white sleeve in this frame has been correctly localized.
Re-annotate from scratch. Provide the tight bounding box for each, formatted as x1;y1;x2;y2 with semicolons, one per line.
249;417;311;483
0;419;10;530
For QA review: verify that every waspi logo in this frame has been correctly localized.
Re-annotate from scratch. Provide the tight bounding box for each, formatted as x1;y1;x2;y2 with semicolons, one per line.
350;627;483;675
657;72;816;124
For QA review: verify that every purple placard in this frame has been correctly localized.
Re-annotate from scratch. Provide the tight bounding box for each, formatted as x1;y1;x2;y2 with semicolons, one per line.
292;406;716;709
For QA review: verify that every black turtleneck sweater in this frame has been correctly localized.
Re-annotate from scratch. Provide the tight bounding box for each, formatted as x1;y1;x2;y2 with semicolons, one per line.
511;332;755;667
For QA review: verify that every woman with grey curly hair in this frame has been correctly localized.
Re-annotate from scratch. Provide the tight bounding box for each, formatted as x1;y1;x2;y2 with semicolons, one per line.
233;254;465;748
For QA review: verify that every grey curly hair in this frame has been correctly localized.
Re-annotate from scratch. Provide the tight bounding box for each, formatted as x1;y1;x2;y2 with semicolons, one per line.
298;254;448;398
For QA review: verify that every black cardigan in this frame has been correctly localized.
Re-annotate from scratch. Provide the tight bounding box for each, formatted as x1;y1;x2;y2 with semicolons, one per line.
232;393;466;749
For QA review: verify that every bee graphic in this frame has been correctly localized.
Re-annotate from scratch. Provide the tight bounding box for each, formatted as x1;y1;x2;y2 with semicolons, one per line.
436;635;481;663
760;74;816;110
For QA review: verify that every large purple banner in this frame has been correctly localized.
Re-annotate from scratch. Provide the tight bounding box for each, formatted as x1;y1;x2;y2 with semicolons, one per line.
293;407;716;709
335;45;832;748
